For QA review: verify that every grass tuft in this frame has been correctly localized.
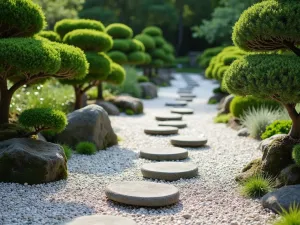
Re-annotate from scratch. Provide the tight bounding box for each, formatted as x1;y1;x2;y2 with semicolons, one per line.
241;175;273;198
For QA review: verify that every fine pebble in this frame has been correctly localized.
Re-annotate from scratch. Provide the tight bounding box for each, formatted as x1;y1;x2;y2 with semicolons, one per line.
0;74;275;225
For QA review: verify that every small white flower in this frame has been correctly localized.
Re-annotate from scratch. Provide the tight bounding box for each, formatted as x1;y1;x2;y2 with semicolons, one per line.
34;92;39;95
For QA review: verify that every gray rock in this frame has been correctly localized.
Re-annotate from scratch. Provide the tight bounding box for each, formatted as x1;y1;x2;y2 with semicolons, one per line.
141;162;198;181
170;108;194;115
110;96;143;115
276;164;300;187
94;100;120;116
105;181;180;207
55;104;117;150
140;147;188;161
171;136;207;147
235;158;262;182
63;215;137;225
262;185;300;213
208;93;226;104
165;101;187;107
0;138;67;184
237;128;249;137
158;121;187;129
179;94;196;98
218;94;234;115
258;134;286;152
37;133;47;141
176;97;193;102
144;126;178;135
139;82;158;99
155;114;182;121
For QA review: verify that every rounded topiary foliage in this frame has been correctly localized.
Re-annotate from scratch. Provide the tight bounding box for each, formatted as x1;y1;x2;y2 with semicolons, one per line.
153;36;166;48
233;0;300;52
76;142;97;155
105;23;133;39
144;53;152;64
143;26;163;37
137;76;149;83
292;144;300;166
63;29;113;52
107;51;128;64
261;120;292;140
19;108;67;134
127;51;146;65
152;59;164;68
198;46;226;68
111;39;131;52
0;0;45;38
151;48;166;60
38;31;61;42
55;19;105;39
85;52;112;80
133;39;145;52
135;34;155;50
106;63;126;85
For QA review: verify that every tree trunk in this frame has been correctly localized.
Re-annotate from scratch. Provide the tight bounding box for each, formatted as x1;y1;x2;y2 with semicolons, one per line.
0;88;12;124
74;86;83;110
284;103;300;139
97;82;103;100
176;8;184;56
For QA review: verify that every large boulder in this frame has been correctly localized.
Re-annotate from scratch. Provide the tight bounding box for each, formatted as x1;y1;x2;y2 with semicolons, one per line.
139;82;158;99
276;164;300;187
110;96;143;115
262;185;300;213
0;123;28;141
0;138;67;184
93;100;120;116
235;158;262;182
258;134;286;152
55;104;118;149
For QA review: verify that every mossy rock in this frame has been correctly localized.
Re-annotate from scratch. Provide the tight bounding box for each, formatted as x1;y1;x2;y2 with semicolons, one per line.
0;123;29;142
235;158;262;182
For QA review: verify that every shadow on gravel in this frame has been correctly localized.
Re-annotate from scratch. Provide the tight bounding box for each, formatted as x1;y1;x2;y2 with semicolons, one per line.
68;147;138;176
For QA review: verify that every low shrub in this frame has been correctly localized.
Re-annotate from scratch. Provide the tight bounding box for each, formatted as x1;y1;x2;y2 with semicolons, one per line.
230;96;281;118
137;76;149;83
274;205;300;225
62;144;72;160
261;120;292;140
241;175;273;198
208;99;218;104
213;87;225;94
76;142;97;155
125;109;134;115
214;114;232;123
241;107;282;139
292;145;300;167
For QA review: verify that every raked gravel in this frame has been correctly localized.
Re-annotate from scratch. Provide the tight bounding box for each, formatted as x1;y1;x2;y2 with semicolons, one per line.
0;74;277;225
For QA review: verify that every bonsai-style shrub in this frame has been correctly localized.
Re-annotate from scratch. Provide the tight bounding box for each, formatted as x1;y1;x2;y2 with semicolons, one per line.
55;19;117;108
223;0;300;139
76;141;97;155
261;120;292;140
38;31;61;42
198;46;226;68
0;0;89;125
19;108;67;136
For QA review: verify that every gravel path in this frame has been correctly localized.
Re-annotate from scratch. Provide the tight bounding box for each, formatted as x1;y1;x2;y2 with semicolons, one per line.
0;74;276;225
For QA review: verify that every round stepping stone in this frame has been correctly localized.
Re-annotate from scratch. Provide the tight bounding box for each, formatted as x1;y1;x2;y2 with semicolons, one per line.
64;215;136;225
165;101;187;107
176;97;193;102
141;162;198;181
171;108;194;115
144;126;178;135
177;90;192;94
155;114;182;121
179;94;196;98
170;136;207;147
105;181;179;207
158;121;187;128
140;147;188;161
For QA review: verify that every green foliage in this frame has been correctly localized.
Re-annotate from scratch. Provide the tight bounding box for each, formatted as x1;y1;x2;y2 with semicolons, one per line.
76;142;97;155
241;107;283;139
273;205;300;225
213;87;225;94
105;23;133;39
63;29;113;52
151;49;167;60
108;51;128;64
208;99;218;104
85;52;112;80
175;56;190;65
55;19;105;38
0;0;46;38
79;7;117;25
292;145;300;167
106;63;126;85
19;108;67;133
152;59;164;67
125;109;134;115
261;120;292;140
224;54;300;104
230;96;281;118
112;39;131;52
133;39;145;52
214;113;232;123
128;52;146;65
137;76;149;83
233;0;300;52
241;175;273;198
198;46;225;68
143;26;163;37
153;36;165;47
62;144;72;160
39;31;61;42
135;34;156;50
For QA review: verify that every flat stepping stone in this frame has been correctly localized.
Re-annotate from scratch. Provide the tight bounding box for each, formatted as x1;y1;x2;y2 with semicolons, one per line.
176;97;193;102
179;94;196;98
171;108;194;115
64;215;136;225
144;126;178;135
141;162;198;181
171;136;207;147
165;101;187;107
140;147;188;161
105;181;179;207
177;90;192;94
155;114;182;121
158;121;187;128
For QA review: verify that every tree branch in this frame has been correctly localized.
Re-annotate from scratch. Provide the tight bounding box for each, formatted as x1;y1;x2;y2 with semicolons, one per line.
82;81;98;93
283;41;300;57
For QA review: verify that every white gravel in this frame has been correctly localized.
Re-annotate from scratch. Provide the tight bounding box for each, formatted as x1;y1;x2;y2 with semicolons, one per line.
0;73;277;225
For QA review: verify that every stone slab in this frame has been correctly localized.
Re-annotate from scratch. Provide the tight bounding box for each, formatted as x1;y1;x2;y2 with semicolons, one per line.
64;215;136;225
171;108;194;115
141;162;198;181
171;136;207;147
179;94;196;98
165;101;187;107
140;147;188;161
155;114;182;121
176;98;193;102
158;121;187;129
105;181;180;207
144;126;178;135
